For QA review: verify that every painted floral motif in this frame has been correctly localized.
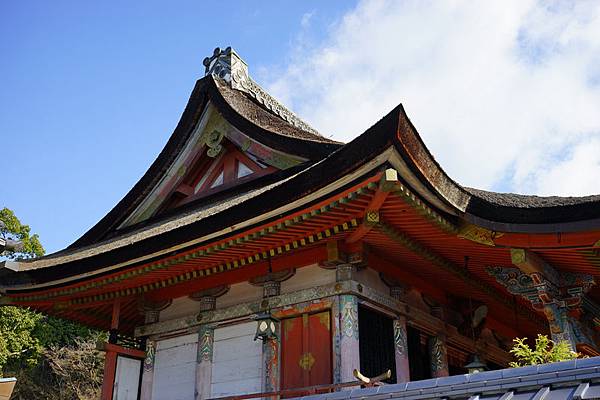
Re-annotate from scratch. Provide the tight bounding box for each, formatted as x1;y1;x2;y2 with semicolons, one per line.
429;336;448;374
393;319;407;356
332;301;342;384
197;326;214;363
205;130;224;158
144;340;156;372
264;338;279;392
340;295;358;339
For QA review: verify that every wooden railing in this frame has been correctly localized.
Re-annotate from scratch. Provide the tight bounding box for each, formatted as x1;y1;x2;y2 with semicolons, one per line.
208;369;392;400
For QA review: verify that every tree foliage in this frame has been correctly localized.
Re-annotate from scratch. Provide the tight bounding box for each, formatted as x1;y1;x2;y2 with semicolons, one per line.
9;335;104;400
0;207;104;399
0;306;100;375
0;306;43;371
509;334;580;367
0;207;44;259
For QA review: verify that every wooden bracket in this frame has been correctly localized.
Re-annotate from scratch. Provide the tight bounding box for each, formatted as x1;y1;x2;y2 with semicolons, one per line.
346;170;396;245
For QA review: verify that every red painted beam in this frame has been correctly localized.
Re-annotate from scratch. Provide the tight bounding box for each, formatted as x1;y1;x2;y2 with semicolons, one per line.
22;173;381;305
147;244;329;301
346;188;389;244
495;231;600;249
100;343;145;359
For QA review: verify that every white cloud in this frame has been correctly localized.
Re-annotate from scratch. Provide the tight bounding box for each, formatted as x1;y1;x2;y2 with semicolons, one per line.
266;0;600;196
531;136;600;196
301;11;315;28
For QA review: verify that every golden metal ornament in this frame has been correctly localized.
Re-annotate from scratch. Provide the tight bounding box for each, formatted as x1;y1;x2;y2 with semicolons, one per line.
458;224;503;246
298;352;316;370
365;210;380;225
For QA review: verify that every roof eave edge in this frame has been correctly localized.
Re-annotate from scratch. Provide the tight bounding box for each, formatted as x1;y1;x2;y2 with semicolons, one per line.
1;260;21;272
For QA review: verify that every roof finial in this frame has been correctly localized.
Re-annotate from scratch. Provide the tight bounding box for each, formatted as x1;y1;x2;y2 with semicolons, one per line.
203;46;248;85
202;46;320;135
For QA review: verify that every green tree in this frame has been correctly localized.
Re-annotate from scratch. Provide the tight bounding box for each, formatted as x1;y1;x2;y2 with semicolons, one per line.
509;334;580;367
0;307;43;371
0;207;44;259
0;207;46;374
0;208;103;399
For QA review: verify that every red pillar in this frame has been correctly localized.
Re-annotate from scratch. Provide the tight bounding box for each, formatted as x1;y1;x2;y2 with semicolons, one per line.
101;300;121;400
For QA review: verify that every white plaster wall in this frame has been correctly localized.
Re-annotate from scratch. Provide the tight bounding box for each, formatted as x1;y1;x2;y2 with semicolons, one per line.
159;296;199;322
354;267;390;295
217;282;262;308
152;333;198;400
281;264;335;294
211;322;262;397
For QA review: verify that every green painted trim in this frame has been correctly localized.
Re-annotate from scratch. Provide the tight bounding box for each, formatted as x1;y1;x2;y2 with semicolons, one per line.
14;181;374;303
20;217;358;305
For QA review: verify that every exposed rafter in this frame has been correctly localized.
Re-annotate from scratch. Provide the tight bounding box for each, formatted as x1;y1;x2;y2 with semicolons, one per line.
346;169;397;244
376;220;546;327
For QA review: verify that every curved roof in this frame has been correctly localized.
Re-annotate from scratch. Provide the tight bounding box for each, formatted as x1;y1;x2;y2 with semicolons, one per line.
3;102;600;289
465;187;600;227
68;75;342;249
391;109;600;231
1;42;600;298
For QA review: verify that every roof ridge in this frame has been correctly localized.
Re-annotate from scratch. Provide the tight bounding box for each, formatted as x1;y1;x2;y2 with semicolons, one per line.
204;46;322;136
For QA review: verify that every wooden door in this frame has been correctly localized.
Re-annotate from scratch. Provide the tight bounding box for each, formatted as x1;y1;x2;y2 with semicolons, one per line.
281;311;332;391
112;355;141;400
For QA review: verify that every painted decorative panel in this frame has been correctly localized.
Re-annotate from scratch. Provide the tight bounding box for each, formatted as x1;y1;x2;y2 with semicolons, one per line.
340;295;359;339
211;322;263;397
152;334;198;400
281;311;332;391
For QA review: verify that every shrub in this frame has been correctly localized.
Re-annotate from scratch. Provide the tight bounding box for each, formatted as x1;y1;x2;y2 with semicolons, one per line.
509;334;580;367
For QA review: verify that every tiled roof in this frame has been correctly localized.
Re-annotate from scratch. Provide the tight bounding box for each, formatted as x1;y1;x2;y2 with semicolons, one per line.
294;357;600;400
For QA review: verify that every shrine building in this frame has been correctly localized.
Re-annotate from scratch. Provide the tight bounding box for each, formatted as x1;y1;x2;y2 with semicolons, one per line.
2;47;600;400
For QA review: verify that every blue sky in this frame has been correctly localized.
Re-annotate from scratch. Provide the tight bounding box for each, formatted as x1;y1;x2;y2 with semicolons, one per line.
2;1;600;254
0;1;355;253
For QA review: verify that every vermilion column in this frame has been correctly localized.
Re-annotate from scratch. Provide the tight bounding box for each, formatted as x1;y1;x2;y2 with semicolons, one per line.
101;300;121;400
